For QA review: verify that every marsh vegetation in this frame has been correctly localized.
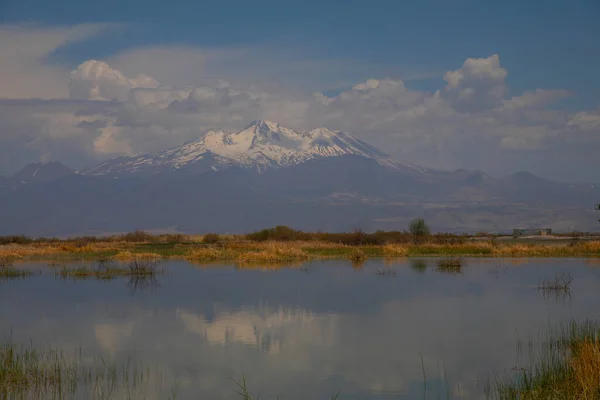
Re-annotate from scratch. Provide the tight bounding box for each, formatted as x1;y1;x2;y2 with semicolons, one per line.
1;227;599;265
536;272;574;291
0;340;166;400
55;258;162;281
488;320;600;399
0;266;38;280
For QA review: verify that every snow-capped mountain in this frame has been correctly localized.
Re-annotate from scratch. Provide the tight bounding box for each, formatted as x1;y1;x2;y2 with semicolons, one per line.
84;120;424;177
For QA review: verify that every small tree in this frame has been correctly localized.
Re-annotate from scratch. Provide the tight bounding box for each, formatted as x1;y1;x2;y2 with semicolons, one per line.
409;218;430;243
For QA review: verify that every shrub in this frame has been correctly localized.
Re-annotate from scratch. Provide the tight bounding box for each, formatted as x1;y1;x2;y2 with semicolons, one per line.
202;233;220;244
409;218;430;242
246;226;308;242
118;230;155;243
0;235;34;245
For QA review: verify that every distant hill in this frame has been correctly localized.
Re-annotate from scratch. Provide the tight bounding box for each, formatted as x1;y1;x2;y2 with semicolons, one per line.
5;162;75;186
0;122;598;236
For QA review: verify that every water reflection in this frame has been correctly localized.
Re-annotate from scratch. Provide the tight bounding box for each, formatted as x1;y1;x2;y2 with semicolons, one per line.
0;258;599;399
410;259;428;273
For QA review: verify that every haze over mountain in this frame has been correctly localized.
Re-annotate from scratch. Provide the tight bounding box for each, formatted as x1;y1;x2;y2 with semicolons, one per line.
1;121;598;237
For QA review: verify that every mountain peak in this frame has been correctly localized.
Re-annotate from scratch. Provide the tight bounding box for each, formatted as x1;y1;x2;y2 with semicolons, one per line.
11;161;76;184
84;121;424;177
246;119;280;130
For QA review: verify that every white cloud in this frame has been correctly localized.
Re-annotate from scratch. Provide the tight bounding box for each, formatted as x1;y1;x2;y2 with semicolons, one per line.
0;38;598;182
568;106;600;131
69;60;159;101
443;54;507;111
0;23;114;99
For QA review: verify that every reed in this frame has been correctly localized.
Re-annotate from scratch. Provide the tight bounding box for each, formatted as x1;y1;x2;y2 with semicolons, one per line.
234;377;339;400
348;248;367;263
56;258;162;280
0;266;37;280
186;247;229;262
536;272;573;291
489;320;600;399
0;340;156;399
0;255;17;267
236;242;310;264
383;244;409;257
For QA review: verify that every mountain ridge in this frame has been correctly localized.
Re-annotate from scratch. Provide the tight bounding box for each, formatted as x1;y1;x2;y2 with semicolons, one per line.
82;120;425;178
1;121;598;236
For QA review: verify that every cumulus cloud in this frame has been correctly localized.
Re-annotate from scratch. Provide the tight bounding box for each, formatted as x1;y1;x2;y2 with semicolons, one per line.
568;106;600;132
0;23;113;99
0;42;599;181
69;60;159;101
442;54;507;112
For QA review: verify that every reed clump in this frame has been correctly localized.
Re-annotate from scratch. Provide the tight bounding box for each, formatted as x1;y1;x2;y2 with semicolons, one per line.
236;242;311;264
0;266;37;280
186;247;229;262
536;272;574;291
128;258;161;277
0;245;56;259
0;340;161;398
383;244;409;257
56;265;127;280
0;255;17;267
490;320;600;399
348;248;367;263
56;258;162;280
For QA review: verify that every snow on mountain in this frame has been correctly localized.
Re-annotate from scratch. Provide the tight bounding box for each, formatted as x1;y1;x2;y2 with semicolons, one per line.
84;120;424;177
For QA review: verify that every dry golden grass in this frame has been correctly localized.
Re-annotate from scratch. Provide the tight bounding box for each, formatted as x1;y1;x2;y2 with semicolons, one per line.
348;248;367;263
0;245;57;258
0;242;128;259
236;242;310;264
383;244;409;256
581;241;600;253
570;340;600;398
2;239;600;265
406;240;600;257
493;321;600;399
186;247;230;262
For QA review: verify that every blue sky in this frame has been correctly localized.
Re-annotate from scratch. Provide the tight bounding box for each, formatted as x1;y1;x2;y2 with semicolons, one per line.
0;0;599;180
2;0;599;107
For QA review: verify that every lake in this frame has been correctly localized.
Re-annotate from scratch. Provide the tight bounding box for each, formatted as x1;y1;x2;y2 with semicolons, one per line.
1;258;600;399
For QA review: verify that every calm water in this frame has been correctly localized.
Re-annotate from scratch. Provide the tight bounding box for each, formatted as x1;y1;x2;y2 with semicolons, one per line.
2;258;600;399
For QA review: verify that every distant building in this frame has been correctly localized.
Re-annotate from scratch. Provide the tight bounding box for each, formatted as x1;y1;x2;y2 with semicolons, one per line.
512;228;552;237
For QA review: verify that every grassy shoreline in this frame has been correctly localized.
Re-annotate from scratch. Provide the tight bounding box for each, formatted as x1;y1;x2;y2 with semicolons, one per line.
1;239;600;265
0;228;599;265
